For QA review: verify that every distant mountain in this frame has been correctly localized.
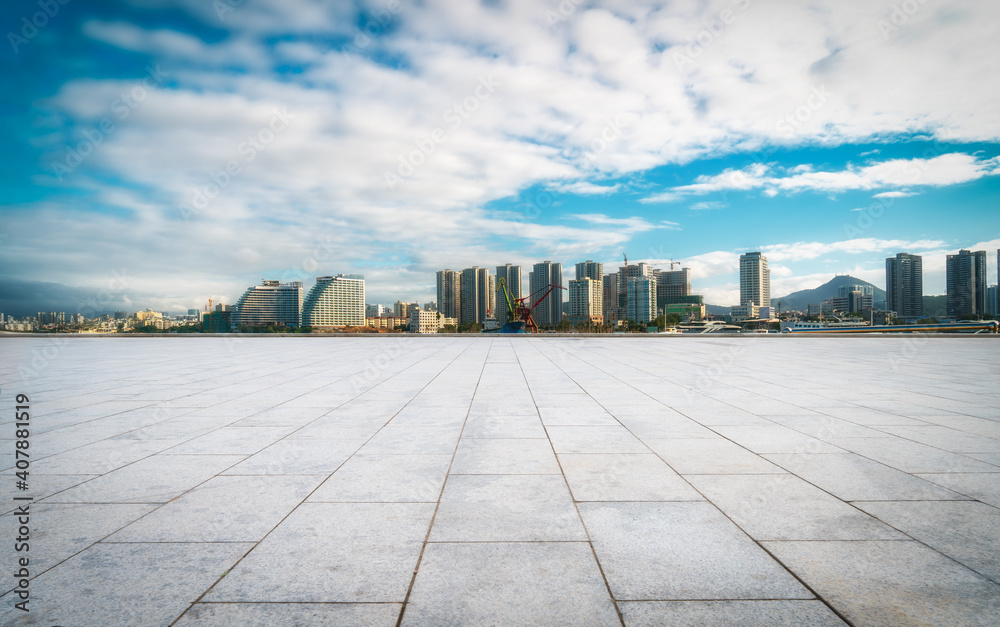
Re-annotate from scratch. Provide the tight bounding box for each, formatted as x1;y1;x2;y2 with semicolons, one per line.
772;275;885;312
705;275;887;313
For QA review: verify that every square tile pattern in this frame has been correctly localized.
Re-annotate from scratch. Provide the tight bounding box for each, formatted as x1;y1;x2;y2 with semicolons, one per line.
1;335;998;625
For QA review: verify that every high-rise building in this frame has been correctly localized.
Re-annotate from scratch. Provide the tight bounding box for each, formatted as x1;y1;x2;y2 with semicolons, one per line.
531;261;563;327
602;272;619;322
436;270;461;320
494;264;522;324
231;279;303;329
986;285;999;317
627;276;656;323
568;277;603;326
575;260;604;282
460;266;490;325
302;275;365;327
946;249;987;317
656;267;691;300
885;253;923;318
739;252;770;307
618;262;654;295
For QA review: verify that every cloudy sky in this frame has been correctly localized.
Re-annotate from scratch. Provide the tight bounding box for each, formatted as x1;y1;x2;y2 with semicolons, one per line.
2;0;999;315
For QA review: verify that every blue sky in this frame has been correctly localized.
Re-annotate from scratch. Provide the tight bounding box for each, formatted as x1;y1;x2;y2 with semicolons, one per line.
1;0;999;315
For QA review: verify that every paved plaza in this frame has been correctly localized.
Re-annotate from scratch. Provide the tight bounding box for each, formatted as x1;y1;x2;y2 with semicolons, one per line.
1;335;999;626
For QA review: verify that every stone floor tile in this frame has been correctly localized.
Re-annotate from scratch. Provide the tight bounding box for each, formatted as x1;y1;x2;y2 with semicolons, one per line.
826;436;997;473
402;542;619;626
309;454;451;502
451;438;560;474
209;502;434;602
460;413;547;438
579;502;812;600
915;472;1000;507
619;600;847;626
856;500;1000;583
430;474;586;542
647;438;784;474
106;475;323;542
764;540;1000;626
360;425;462;455
0;542;252;627
764;453;971;501
546;425;647;454
222;437;366;474
166;426;295;455
687;474;903;541
0;503;156;573
43;454;245;503
713;425;844;454
559;453;703;501
175;602;402;626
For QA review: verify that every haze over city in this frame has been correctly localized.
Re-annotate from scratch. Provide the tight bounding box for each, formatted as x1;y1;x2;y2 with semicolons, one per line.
2;0;999;315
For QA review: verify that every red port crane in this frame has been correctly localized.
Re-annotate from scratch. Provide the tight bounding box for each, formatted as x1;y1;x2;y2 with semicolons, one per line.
495;277;566;333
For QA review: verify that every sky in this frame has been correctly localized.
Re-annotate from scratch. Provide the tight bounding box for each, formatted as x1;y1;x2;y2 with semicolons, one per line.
1;0;999;316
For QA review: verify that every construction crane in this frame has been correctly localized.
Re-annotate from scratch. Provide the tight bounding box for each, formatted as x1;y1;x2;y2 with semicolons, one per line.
489;277;566;333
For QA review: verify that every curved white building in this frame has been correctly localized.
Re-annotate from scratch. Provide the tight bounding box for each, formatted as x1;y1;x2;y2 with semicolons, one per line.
302;275;365;328
231;280;303;329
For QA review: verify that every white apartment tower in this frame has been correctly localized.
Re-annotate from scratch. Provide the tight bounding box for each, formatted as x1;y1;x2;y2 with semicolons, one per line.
739;252;770;308
302;275;365;327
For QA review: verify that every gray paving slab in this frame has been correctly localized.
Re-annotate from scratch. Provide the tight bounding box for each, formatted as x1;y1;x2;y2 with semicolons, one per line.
646;438;785;474
826;436;997;473
0;542;252;627
460;412;547;438
309;454;451;502
713;425;844;454
687;474;903;541
451;438;560;474
222;437;366;474
165;426;296;455
106;475;323;542
360;425;462;455
916;472;1000;507
402;542;619;626
877;425;1000;453
175;602;402;626
546;425;648;454
227;406;331;427
559;453;703;501
764;453;971;501
856;500;1000;584
579;501;812;600
43;454;245;503
430;474;586;542
538;405;619;426
619;600;847;626
764;540;1000;626
209;502;434;602
33;438;172;474
0;503;156;573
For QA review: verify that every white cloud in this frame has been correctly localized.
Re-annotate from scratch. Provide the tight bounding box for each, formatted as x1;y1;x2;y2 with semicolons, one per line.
551;181;620;195
648;154;1000;201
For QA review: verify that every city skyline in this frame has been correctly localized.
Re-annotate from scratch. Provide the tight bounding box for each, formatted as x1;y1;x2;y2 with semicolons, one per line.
2;1;1000;315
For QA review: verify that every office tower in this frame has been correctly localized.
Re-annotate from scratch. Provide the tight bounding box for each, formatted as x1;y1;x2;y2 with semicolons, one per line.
495;264;522;325
568;277;603;326
575;260;604;282
231;279;303;329
603;272;619;322
656;267;691;300
302;275;365;327
531;261;564;327
436;270;461;320
627;276;656;323
946;249;987;317
461;266;490;325
885;253;923;318
617;261;653;295
740;252;770;307
393;301;416;319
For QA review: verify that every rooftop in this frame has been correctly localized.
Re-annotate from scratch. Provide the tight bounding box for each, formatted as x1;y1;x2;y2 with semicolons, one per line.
2;335;999;625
